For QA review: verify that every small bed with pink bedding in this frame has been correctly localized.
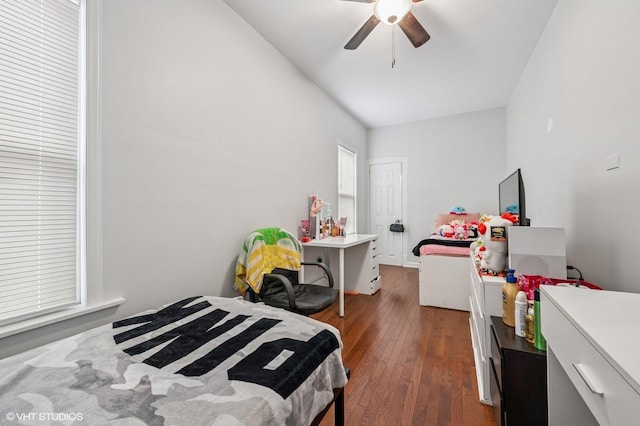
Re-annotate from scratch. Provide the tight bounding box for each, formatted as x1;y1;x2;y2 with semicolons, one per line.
413;213;481;311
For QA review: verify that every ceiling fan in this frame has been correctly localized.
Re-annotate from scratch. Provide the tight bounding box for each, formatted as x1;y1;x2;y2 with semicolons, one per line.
343;0;430;50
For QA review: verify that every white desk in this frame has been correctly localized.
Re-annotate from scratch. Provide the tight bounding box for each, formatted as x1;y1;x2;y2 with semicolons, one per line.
301;234;378;317
541;286;640;425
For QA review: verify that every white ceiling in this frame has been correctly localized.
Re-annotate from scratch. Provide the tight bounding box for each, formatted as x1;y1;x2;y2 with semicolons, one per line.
222;0;558;128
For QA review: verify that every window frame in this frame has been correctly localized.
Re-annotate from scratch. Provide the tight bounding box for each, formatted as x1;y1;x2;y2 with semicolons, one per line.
0;0;124;339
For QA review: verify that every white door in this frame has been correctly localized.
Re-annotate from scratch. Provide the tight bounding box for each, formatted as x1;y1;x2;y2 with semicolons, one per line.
369;161;404;266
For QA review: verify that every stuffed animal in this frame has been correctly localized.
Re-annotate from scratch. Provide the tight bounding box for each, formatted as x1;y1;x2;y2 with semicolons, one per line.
477;213;518;274
453;222;468;239
467;221;479;239
478;214;491;224
470;239;485;268
437;224;454;238
504;204;519;215
449;205;467;215
501;212;519;225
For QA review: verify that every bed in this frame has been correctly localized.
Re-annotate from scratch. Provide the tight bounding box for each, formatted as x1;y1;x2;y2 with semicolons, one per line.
0;296;348;425
413;213;481;311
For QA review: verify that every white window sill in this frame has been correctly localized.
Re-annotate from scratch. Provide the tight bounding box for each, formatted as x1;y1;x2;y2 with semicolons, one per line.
0;297;126;339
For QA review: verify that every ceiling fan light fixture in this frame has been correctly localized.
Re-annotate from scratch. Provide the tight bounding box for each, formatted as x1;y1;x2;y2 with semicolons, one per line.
374;0;412;25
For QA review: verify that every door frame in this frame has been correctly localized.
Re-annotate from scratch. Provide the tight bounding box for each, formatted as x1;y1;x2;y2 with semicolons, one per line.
367;157;409;267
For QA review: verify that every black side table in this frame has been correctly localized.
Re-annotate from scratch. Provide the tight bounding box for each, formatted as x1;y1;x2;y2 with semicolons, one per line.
489;316;548;426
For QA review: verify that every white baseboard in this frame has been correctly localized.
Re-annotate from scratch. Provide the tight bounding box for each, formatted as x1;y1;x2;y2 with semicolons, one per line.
378;261;419;268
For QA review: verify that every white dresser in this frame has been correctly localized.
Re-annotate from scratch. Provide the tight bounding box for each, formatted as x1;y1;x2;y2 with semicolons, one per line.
468;256;505;404
541;286;640;425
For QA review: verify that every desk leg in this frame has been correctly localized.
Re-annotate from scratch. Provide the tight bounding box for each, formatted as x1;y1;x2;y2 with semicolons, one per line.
300;245;305;283
339;248;345;317
323;247;331;271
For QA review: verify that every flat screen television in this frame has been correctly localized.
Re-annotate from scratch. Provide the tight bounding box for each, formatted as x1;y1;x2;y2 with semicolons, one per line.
499;168;529;226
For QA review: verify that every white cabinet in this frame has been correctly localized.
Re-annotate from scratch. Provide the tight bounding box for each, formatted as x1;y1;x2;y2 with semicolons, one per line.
541;286;640;426
346;237;381;295
468;256;504;404
418;255;470;310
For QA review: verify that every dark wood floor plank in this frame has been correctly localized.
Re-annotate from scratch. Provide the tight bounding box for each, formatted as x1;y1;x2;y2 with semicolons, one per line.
313;264;496;426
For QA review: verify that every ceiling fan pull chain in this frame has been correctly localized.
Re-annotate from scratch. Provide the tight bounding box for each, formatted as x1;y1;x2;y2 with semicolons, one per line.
392;25;396;68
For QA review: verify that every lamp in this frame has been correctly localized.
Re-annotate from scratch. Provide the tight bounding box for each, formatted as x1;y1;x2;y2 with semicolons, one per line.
374;0;412;25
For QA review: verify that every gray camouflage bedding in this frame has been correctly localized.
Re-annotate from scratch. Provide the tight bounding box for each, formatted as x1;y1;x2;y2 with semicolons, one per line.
0;296;348;425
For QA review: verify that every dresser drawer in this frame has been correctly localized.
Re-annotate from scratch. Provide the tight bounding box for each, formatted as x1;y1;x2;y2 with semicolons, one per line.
469;292;485;363
490;324;502;392
470;260;483;288
370;263;379;280
370;275;381;293
369;238;378;253
369;240;378;263
469;298;483;366
470;270;482;311
489;356;505;426
369;252;378;267
543;297;640;426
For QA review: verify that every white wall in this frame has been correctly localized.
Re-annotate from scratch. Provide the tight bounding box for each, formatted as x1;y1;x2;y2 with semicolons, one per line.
0;0;367;359
368;108;506;265
506;1;640;292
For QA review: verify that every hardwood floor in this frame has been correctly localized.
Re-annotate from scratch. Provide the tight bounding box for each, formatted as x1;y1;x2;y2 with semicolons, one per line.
312;265;496;426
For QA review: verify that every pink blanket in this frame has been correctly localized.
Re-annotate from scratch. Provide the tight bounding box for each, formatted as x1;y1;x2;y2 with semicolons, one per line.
420;244;470;257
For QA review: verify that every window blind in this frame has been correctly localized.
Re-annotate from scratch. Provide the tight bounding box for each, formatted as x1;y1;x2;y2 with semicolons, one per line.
0;0;82;325
338;146;356;234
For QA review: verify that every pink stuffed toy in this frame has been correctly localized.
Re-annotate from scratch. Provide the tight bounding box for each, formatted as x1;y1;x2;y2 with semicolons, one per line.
453;223;468;239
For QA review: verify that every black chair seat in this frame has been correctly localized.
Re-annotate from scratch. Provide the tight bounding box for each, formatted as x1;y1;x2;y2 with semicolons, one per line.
262;284;336;316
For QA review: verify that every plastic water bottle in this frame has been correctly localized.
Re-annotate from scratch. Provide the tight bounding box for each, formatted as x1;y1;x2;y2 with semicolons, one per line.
514;291;527;337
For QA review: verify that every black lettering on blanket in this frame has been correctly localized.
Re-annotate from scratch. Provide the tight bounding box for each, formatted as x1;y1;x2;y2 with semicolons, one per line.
228;329;340;399
113;298;340;398
113;301;282;375
113;296;212;344
177;317;281;376
123;309;250;366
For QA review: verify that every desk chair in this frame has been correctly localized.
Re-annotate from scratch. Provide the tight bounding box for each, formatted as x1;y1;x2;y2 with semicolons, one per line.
235;228;336;316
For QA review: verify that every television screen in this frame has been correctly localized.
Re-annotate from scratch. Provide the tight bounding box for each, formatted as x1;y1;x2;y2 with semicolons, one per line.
499;169;528;226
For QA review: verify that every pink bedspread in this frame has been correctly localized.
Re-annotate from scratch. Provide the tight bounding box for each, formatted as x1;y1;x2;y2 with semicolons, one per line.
419;244;470;257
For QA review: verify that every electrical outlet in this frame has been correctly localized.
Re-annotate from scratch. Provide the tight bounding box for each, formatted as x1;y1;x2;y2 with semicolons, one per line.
606;153;620;171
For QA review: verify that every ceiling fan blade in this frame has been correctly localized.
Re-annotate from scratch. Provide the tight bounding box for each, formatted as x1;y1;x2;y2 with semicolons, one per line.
412;0;424;2
344;15;380;50
398;11;430;48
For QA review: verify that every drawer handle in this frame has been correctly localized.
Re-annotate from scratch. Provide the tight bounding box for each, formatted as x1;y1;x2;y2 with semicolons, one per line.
573;363;604;395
